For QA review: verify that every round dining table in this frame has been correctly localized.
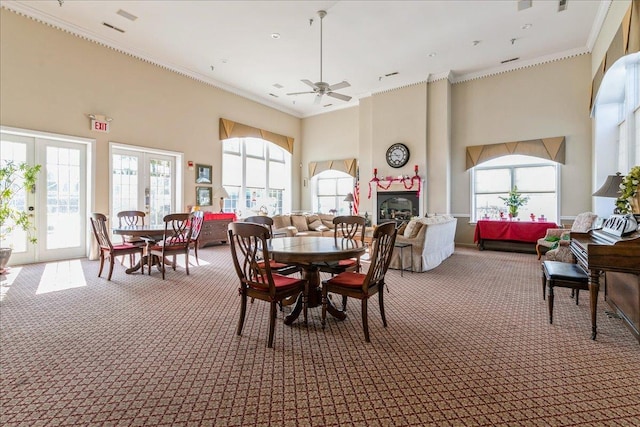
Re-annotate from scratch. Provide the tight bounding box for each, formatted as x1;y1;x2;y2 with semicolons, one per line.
269;236;366;325
112;225;166;274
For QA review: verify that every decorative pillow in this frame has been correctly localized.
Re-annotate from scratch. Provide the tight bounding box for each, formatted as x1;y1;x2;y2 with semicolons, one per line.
404;220;421;238
291;215;309;232
397;223;407;235
307;214;320;225
308;219;328;231
272;215;291;230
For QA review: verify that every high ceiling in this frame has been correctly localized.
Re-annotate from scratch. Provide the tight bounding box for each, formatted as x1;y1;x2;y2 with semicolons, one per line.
3;0;608;118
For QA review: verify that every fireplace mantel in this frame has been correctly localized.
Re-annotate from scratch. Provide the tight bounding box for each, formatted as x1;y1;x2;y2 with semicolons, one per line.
370;179;425;225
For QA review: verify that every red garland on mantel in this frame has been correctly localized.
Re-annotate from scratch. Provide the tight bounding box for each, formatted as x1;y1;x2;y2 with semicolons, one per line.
368;175;421;198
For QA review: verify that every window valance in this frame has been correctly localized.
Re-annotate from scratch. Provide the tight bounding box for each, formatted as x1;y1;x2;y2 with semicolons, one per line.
219;118;294;154
309;158;357;178
465;137;565;169
591;0;639;109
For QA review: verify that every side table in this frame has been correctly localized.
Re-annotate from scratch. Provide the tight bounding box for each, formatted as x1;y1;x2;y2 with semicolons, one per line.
394;242;413;277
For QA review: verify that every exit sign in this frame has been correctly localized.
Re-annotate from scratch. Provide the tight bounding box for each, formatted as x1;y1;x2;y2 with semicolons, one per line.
91;119;110;133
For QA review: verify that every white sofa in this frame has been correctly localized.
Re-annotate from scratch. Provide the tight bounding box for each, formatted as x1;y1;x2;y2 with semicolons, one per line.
388;215;457;272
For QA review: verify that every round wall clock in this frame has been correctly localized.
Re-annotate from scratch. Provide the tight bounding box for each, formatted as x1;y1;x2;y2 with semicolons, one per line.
386;143;410;168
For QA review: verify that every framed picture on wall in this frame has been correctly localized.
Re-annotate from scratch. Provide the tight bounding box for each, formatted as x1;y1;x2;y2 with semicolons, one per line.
196;164;212;184
196;186;212;206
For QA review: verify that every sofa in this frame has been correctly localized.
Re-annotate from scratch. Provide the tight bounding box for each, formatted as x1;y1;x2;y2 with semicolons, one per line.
388;215;457;272
271;213;338;237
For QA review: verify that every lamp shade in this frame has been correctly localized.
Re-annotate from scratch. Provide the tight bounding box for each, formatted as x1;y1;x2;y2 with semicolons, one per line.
343;193;354;202
593;173;623;198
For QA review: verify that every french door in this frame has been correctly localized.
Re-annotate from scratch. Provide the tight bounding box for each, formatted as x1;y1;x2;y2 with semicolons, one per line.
1;128;90;264
111;145;181;227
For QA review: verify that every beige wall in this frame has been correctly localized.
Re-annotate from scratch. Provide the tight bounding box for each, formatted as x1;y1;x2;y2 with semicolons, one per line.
0;10;301;215
300;107;359;209
451;55;593;243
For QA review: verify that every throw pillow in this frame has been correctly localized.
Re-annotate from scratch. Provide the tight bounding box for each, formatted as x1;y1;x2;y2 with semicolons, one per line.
404;220;420;238
272;215;291;230
291;215;309;232
308;219;327;231
397;223;407;235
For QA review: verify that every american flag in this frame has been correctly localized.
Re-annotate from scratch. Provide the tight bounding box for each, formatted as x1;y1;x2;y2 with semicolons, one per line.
353;168;360;215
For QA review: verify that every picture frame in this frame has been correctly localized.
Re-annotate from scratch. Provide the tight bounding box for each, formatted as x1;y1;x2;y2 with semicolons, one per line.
196;164;212;184
196;186;212;206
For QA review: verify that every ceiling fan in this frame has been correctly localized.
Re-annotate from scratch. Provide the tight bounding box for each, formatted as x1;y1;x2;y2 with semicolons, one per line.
286;10;351;104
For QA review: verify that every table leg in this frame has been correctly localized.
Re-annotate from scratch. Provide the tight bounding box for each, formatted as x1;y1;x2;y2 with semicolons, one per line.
284;265;346;325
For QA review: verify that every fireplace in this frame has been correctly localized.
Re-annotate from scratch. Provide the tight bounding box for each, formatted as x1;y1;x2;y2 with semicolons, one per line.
377;191;419;225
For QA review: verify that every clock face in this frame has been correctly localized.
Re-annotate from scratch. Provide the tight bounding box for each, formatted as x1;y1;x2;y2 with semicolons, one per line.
386;143;410;168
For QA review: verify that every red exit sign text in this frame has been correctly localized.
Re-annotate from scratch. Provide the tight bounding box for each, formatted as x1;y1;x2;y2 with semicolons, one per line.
91;119;110;133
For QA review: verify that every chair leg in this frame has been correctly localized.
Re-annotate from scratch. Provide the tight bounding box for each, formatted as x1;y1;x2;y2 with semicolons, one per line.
107;255;115;281
542;269;547;300
267;302;277;348
194;245;200;266
547;282;555;324
185;252;189;275
342;295;348;312
362;298;370;342
303;284;309;325
379;288;387;328
536;244;542;260
321;288;328;328
575;289;579;305
237;291;247;336
97;252;105;277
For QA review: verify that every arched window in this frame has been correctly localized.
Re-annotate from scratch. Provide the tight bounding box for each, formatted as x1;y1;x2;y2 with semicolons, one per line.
471;155;558;222
221;137;291;216
312;170;354;215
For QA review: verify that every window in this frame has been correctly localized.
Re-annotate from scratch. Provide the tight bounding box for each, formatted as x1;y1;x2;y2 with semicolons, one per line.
472;155;558;222
312;170;354;215
221;137;291;216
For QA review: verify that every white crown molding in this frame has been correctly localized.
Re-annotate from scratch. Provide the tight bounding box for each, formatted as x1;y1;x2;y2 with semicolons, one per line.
451;47;590;84
587;0;613;52
1;2;304;118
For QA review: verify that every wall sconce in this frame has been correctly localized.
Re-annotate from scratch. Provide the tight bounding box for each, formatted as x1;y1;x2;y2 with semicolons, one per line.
213;187;230;213
344;193;355;215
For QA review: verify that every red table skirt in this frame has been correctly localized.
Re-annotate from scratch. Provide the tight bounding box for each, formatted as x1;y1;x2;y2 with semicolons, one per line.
203;212;237;221
474;220;558;244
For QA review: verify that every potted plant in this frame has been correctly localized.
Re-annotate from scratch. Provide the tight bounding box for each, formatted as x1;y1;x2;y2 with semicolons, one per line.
615;165;640;215
499;186;530;218
0;161;41;273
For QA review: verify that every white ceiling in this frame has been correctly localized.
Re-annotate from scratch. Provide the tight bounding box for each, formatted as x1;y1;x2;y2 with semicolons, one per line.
3;0;609;118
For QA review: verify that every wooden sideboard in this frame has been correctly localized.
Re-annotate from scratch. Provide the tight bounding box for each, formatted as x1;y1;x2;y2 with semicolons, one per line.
199;212;236;248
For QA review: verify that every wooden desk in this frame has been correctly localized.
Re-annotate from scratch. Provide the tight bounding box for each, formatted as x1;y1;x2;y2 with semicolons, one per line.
474;220;558;250
270;237;366;325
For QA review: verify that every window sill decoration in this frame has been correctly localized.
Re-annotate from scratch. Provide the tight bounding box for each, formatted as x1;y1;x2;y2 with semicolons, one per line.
368;166;421;198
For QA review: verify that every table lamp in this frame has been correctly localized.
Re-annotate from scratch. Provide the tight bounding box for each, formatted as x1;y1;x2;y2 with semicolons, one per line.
213;187;230;213
344;193;354;215
592;173;623;198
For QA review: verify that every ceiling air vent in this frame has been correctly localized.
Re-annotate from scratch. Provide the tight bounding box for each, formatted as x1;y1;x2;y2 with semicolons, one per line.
517;0;532;11
558;0;568;12
501;57;520;64
102;22;125;33
116;9;138;21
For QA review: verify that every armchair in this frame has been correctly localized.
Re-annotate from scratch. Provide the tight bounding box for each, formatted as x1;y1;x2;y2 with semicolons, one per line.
537;212;598;262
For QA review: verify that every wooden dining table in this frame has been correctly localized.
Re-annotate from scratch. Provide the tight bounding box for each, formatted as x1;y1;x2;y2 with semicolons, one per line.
112;225;166;274
269;236;366;325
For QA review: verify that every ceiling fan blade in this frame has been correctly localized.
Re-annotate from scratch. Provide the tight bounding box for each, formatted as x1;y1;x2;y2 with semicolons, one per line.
328;81;350;91
327;92;352;102
301;79;318;89
286;91;315;95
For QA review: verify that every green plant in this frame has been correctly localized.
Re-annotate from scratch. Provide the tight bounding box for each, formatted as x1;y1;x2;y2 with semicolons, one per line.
615;165;640;214
0;161;42;245
499;186;530;217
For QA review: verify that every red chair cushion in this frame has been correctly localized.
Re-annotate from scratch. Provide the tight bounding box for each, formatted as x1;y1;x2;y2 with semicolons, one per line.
257;260;289;270
250;274;303;291
112;244;139;251
326;271;365;288
338;259;357;268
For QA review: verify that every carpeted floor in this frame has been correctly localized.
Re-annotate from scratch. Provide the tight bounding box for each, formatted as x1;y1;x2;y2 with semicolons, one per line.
1;245;638;426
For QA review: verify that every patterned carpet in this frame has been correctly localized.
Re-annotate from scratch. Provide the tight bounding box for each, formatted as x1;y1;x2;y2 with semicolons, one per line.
1;245;638;426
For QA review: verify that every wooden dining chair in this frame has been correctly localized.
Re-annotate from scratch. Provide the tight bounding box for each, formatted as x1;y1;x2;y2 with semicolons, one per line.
318;215;366;310
187;210;205;265
321;221;397;342
90;213;145;280
116;210;147;267
228;222;308;348
148;213;192;279
244;215;301;276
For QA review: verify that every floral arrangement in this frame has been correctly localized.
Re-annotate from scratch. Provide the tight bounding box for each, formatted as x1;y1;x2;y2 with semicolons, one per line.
499;186;529;218
615;165;640;214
